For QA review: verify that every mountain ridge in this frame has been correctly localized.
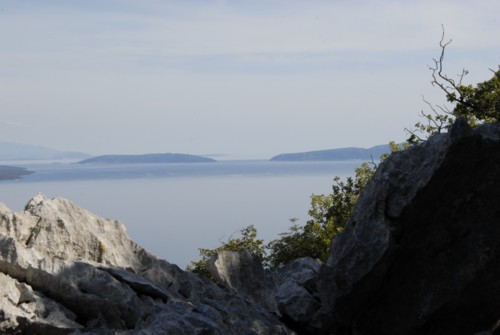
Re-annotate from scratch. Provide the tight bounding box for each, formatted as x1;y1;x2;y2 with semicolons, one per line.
0;141;91;161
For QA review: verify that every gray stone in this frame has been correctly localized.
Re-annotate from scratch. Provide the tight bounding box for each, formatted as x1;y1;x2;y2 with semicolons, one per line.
0;195;293;334
207;250;327;333
319;119;500;334
274;257;327;332
207;249;279;315
275;281;320;324
0;271;81;334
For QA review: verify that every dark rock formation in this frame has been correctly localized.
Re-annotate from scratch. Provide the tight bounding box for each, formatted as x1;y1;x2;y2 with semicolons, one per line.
207;251;327;334
207;249;279;315
318;119;500;334
274;257;327;333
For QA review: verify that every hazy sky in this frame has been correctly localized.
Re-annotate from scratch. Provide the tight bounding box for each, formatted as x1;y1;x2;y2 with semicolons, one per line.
1;0;499;158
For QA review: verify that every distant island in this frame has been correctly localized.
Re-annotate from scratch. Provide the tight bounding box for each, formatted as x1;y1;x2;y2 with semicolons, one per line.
0;141;91;161
270;144;391;161
78;153;216;164
0;165;33;181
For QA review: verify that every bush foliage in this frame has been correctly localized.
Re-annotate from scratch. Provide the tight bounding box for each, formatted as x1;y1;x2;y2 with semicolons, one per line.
186;225;265;278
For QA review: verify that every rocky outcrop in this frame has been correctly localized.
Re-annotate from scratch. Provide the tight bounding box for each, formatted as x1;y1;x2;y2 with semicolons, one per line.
207;250;324;334
207;249;279;315
204;119;500;335
274;257;326;333
207;251;327;334
318;119;500;334
0;194;291;334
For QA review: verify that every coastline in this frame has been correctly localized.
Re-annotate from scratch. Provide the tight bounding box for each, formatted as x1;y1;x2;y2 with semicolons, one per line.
0;165;33;181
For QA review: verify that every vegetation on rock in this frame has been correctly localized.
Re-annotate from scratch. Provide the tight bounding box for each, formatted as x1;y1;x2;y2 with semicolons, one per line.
187;225;266;277
266;161;376;267
408;29;500;142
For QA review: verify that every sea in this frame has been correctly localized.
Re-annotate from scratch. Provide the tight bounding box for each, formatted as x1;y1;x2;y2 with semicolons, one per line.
0;160;361;268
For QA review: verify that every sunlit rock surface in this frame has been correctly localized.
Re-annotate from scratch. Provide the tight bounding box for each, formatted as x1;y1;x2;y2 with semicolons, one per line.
0;195;291;334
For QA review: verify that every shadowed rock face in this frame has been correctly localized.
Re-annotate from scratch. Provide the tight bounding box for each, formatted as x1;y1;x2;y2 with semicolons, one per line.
319;119;500;335
0;195;291;334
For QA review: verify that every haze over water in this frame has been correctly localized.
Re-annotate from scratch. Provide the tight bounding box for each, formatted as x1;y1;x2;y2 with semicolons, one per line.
0;160;359;268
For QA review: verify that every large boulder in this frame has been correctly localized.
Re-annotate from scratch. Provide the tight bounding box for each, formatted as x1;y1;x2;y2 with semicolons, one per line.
0;194;292;334
274;257;327;333
207;250;327;334
207;249;279;315
319;119;500;334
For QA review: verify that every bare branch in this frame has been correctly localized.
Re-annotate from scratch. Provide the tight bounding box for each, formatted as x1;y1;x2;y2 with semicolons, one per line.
457;68;469;85
368;155;378;169
489;67;500;80
428;25;476;111
422;96;439;115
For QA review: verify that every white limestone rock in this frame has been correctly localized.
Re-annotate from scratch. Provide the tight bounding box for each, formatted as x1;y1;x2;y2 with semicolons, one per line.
0;195;292;334
0;271;81;334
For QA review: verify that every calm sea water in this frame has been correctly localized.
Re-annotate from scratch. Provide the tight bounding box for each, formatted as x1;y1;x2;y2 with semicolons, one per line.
0;160;360;268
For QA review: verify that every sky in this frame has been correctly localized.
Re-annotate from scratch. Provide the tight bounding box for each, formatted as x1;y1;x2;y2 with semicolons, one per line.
0;0;499;159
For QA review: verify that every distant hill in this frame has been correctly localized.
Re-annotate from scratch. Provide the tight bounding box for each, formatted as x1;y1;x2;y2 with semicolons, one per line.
270;144;391;161
78;153;216;164
0;141;91;161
